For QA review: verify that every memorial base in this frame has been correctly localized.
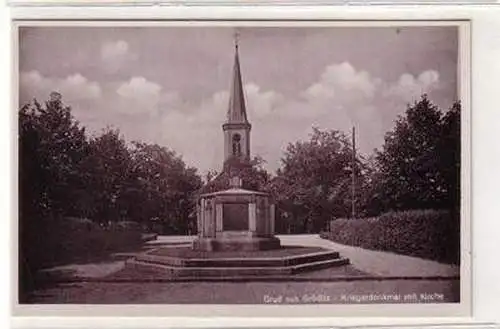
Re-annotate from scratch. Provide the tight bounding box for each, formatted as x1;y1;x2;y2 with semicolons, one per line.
193;235;281;252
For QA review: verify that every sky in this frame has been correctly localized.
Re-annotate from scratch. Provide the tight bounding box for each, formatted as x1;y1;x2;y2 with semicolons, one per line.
18;25;459;175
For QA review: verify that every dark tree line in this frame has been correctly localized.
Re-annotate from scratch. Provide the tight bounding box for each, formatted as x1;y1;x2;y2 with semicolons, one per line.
267;95;461;232
19;93;202;235
19;93;460;236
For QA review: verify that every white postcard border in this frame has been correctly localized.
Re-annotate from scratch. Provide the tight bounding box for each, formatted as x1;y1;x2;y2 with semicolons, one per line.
8;7;484;326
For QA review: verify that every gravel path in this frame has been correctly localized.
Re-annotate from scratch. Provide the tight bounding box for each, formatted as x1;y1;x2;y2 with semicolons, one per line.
38;261;126;280
276;235;460;277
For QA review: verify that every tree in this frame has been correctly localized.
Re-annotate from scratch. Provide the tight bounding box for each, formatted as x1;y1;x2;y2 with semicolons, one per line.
129;142;202;234
80;128;134;223
372;95;460;212
270;127;364;233
19;93;89;220
201;155;271;194
355;154;385;217
18;92;89;296
438;101;461;214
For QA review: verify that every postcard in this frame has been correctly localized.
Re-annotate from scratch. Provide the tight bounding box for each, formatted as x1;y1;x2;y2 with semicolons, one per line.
12;19;471;318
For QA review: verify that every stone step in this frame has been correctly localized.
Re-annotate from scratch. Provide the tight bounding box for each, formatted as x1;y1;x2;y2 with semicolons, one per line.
126;256;350;278
134;250;340;268
290;257;350;274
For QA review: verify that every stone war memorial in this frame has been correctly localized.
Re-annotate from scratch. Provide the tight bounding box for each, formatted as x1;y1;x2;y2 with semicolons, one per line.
193;175;281;252
127;38;350;278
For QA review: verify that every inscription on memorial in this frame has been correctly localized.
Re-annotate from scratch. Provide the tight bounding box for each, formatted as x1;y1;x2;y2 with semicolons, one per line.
223;203;248;231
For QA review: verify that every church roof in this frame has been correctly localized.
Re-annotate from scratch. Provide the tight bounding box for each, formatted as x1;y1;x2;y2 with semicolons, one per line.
226;42;249;124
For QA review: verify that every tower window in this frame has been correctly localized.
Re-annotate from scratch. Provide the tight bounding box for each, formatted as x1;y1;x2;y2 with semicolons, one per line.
232;133;242;156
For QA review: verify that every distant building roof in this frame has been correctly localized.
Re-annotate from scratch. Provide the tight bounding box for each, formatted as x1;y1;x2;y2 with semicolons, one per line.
200;186;269;198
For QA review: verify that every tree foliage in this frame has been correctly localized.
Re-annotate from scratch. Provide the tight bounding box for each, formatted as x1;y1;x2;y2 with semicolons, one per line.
439;101;461;213
78;129;136;222
370;95;461;213
269;128;365;233
18;94;202;234
129;142;202;233
19;93;88;221
201;155;271;194
19;93;90;295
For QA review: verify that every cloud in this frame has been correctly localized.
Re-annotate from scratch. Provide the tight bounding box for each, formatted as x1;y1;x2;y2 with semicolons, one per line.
100;40;136;73
245;64;441;171
20;70;102;103
244;83;284;119
113;76;185;117
19;63;446;176
156;90;226;173
116;76;162;101
303;62;380;103
145;83;285;174
385;70;440;100
304;82;335;101
143;64;442;174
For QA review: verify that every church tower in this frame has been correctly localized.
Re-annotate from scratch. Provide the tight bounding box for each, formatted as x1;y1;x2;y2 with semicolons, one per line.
222;35;251;172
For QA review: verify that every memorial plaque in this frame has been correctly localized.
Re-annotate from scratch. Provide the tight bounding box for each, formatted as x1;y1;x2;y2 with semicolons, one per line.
223;203;248;231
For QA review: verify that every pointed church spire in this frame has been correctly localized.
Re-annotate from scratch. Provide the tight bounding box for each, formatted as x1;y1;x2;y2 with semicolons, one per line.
222;31;252;169
226;31;249;124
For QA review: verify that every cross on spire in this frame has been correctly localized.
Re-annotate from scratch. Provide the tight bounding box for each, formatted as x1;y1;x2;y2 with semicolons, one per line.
234;29;240;50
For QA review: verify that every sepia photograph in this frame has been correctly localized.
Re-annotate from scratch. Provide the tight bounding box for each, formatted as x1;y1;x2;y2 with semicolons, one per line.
14;21;469;312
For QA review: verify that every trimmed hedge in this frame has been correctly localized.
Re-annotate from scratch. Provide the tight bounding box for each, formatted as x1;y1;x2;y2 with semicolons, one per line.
19;217;148;301
20;218;144;272
321;209;460;264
